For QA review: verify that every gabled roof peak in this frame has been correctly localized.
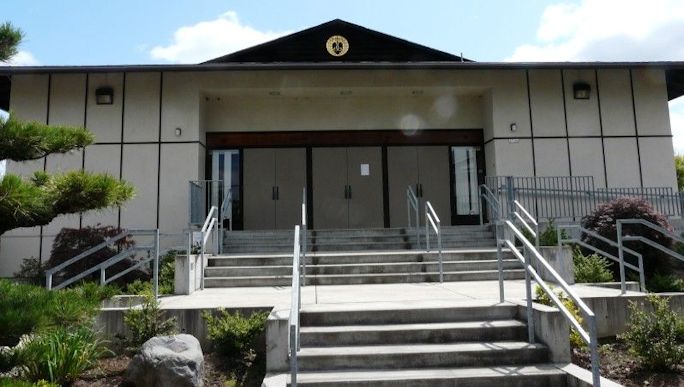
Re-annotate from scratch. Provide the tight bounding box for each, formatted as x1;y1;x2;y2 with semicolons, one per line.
203;19;470;64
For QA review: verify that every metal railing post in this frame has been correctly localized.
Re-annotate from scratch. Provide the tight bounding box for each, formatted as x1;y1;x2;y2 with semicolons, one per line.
100;267;106;285
478;186;484;226
589;315;601;387
523;244;535;344
200;230;205;290
505;176;515;220
496;222;504;303
154;229;160;299
616;221;626;295
425;214;430;252
437;218;443;283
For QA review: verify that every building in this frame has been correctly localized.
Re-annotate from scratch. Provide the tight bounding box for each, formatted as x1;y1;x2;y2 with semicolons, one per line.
1;19;683;276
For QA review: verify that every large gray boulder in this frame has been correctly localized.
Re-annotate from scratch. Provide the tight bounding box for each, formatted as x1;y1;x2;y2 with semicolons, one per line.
126;334;204;387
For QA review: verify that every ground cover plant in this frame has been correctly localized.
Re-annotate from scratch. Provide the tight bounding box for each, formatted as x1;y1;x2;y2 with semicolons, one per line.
122;293;177;350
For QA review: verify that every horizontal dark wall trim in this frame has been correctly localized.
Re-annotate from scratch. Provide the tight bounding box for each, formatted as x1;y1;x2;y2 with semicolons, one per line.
207;129;483;149
484;134;672;145
91;140;206;147
2;61;684;75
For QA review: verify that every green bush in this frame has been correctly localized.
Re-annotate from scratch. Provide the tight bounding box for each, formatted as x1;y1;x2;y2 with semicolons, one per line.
0;379;57;387
203;310;268;359
573;248;614;283
0;280;115;346
123;294;177;350
535;284;584;348
124;250;176;295
620;294;684;371
13;257;46;286
539;219;568;246
646;272;684;293
14;326;109;385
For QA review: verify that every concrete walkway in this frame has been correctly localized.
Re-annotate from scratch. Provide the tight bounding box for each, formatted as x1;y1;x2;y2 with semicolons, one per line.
157;280;644;310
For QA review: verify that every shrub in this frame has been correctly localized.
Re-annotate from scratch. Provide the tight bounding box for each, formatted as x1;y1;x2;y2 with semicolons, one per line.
620;294;684;371
535;284;585;348
47;225;149;286
581;197;673;278
124;250;176;295
0;280;113;346
0;380;58;387
14;326;109;385
123;294;177;350
13;258;46;285
538;219;568;246
203;310;268;360
573;248;614;283
646;272;684;293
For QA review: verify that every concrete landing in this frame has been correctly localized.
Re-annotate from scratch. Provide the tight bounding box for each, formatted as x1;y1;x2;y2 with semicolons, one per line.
156;280;644;310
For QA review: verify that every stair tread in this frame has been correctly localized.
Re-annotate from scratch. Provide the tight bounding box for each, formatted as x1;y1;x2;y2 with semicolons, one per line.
299;341;547;356
269;364;565;383
206;260;520;270
300;320;526;334
205;269;524;280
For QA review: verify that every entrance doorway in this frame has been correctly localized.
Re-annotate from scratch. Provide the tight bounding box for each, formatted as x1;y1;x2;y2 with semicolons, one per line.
210;149;240;229
312;147;384;229
450;146;483;225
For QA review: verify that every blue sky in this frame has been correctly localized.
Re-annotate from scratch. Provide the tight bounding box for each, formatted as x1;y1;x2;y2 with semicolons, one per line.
2;0;684;155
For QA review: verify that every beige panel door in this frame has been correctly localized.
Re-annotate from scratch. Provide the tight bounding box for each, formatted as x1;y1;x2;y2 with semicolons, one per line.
312;148;349;229
243;148;276;230
417;146;451;225
387;147;419;228
347;147;384;228
274;148;307;230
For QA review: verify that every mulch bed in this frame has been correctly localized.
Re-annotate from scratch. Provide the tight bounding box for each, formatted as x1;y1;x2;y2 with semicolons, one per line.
573;340;684;386
72;352;264;387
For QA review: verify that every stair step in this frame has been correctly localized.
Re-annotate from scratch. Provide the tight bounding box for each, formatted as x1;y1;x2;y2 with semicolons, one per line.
297;342;549;370
266;364;567;387
300;320;527;346
203;270;525;287
204;260;521;277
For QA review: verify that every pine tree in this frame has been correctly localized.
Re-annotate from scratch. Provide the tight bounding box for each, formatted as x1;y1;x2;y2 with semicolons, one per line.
0;22;134;235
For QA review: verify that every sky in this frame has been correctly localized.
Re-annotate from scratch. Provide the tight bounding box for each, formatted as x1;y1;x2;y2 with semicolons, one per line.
1;0;684;156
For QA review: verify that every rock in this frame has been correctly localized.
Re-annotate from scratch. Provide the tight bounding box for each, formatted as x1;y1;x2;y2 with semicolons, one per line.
126;334;204;387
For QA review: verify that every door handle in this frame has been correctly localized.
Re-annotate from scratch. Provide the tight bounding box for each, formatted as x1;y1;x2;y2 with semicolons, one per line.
275;186;279;200
419;183;424;198
348;185;352;199
272;186;276;201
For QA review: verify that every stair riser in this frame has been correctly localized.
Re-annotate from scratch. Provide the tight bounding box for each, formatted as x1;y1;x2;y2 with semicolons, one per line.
205;261;521;277
289;374;566;387
297;348;548;371
300;326;527;346
209;252;512;266
302;306;518;326
203;270;525;288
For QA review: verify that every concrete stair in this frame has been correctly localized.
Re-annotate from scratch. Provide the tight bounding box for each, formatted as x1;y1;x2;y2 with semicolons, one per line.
264;302;567;386
206;225;523;288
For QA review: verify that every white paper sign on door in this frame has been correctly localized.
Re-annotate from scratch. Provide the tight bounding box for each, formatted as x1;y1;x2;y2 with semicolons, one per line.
360;163;370;176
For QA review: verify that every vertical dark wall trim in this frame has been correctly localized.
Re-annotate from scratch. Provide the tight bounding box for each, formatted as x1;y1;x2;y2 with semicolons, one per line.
156;72;164;228
117;73;127;229
594;70;609;188
79;73;89;229
381;145;389;228
525;70;537;176
39;73;53;262
560;70;573;176
629;69;644;187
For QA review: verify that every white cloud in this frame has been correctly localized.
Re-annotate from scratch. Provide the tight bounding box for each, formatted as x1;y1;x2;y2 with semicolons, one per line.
507;0;684;62
150;11;291;63
2;50;40;66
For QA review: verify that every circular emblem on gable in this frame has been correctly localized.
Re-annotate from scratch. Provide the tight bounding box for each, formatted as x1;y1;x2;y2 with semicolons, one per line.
326;35;349;57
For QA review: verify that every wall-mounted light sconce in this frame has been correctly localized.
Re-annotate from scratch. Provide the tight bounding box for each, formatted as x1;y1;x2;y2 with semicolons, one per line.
573;82;591;99
175;128;182;137
510;123;517;132
95;87;114;105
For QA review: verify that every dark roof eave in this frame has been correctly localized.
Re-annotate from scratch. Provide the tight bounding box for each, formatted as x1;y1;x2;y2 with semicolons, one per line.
2;61;684;99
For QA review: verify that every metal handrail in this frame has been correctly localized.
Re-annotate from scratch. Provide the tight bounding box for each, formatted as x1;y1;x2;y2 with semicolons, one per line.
301;187;307;287
407;186;421;248
187;205;219;291
425;201;443;283
46;229;160;297
221;188;232;232
479;184;501;224
558;224;645;292
289;225;302;387
618;218;684;293
513;200;539;248
497;218;601;387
